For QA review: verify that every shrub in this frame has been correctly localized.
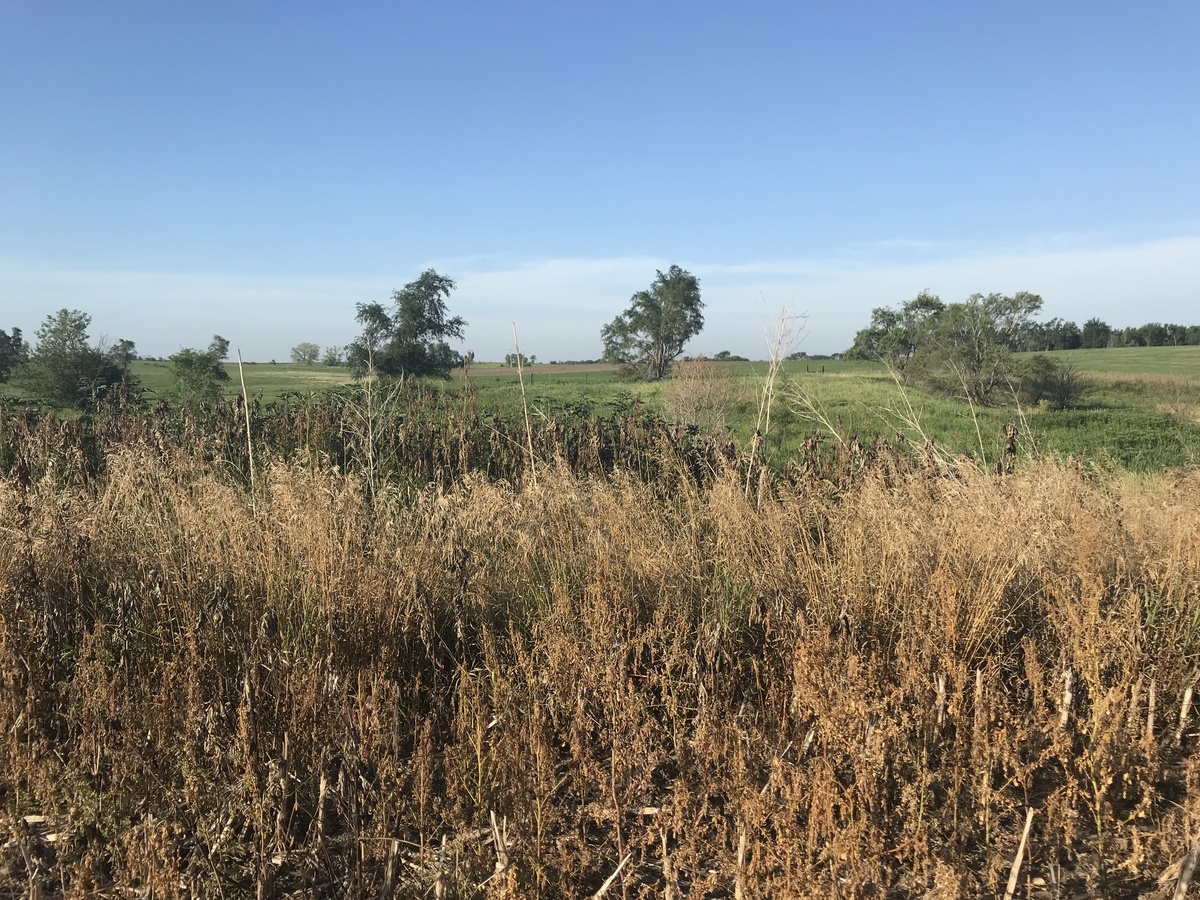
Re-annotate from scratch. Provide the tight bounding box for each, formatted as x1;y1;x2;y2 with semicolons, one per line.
1019;354;1086;409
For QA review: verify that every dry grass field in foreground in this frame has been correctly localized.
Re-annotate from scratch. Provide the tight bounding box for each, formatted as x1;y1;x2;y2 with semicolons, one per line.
2;428;1200;897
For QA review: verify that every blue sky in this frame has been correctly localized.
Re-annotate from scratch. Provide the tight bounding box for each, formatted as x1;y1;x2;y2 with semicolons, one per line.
2;1;1197;361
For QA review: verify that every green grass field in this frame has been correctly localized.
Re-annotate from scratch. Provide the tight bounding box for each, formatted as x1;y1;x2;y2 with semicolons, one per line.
133;359;358;399
457;350;1199;470
3;348;1198;469
1039;344;1200;374
0;360;359;404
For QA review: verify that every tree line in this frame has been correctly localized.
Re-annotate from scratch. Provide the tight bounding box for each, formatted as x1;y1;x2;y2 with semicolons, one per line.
0;312;141;410
1;264;709;410
10;266;1187;413
846;290;1198;410
1022;317;1200;351
0;310;233;410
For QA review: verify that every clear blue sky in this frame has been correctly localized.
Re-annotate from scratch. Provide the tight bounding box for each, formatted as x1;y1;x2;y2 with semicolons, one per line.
2;1;1197;361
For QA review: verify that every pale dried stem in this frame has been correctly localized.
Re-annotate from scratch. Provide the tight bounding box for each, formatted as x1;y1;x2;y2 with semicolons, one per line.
1174;830;1200;900
1002;808;1035;900
512;322;537;486
237;350;256;498
591;853;633;899
1060;670;1074;729
1178;686;1195;747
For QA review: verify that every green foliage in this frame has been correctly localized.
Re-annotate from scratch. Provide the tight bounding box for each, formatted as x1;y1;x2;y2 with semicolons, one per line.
291;341;320;365
846;290;944;375
112;338;138;369
1017;354;1086;410
503;352;536;367
1081;318;1112;349
0;327;27;383
321;345;344;366
851;291;1042;405
347;269;466;379
14;309;134;409
602;265;704;380
1023;317;1082;351
921;292;1043;404
168;335;230;405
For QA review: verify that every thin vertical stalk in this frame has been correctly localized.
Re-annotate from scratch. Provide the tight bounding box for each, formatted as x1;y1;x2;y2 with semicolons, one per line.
237;350;256;497
512;322;537;486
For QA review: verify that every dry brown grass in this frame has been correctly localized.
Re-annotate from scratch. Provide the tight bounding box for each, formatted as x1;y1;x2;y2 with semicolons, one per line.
2;418;1200;897
662;356;737;433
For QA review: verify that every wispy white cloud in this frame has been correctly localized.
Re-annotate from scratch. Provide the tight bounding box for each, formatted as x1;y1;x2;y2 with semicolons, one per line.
2;235;1198;362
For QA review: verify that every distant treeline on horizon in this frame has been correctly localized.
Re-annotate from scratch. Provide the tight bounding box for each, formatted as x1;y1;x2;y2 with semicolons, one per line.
1011;317;1200;352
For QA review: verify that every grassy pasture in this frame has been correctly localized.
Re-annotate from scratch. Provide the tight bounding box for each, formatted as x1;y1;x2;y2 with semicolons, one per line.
1043;344;1200;374
2;347;1198;469
460;350;1200;470
130;359;357;400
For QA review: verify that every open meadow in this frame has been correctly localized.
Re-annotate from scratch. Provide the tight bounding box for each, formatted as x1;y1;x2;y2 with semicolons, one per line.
8;345;1189;472
1;348;1200;897
457;349;1200;472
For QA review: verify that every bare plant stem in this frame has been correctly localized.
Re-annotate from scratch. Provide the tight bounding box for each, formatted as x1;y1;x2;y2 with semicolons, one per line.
1177;686;1194;747
513;322;537;486
237;350;256;497
592;853;632;899
1174;831;1200;900
1002;808;1035;900
748;307;803;496
1148;679;1158;745
950;359;988;470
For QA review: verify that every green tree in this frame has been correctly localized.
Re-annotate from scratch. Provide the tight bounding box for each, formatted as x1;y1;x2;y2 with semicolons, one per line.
601;265;704;380
15;309;132;409
0;327;27;383
847;290;945;376
1165;323;1189;346
1018;355;1086;410
112;338;138;370
1140;323;1169;346
168;335;230;405
291;342;320;365
504;352;536;367
922;292;1043;404
1080;318;1112;349
1024;317;1082;351
320;345;345;366
347;270;466;378
848;291;1043;405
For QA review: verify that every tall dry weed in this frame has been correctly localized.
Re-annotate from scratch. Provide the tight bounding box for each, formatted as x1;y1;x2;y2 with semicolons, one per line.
2;423;1200;897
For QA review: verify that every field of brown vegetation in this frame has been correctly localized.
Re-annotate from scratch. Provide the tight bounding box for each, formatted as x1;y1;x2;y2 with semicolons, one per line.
2;394;1200;898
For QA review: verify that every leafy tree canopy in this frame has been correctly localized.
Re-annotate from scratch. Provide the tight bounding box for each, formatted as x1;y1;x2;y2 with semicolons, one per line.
291;342;320;366
1022;318;1082;352
1081;318;1112;349
846;290;945;373
14;309;135;409
347;270;466;378
601;265;704;380
112;338;138;369
0;327;28;383
848;291;1044;405
925;292;1042;404
168;335;230;406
